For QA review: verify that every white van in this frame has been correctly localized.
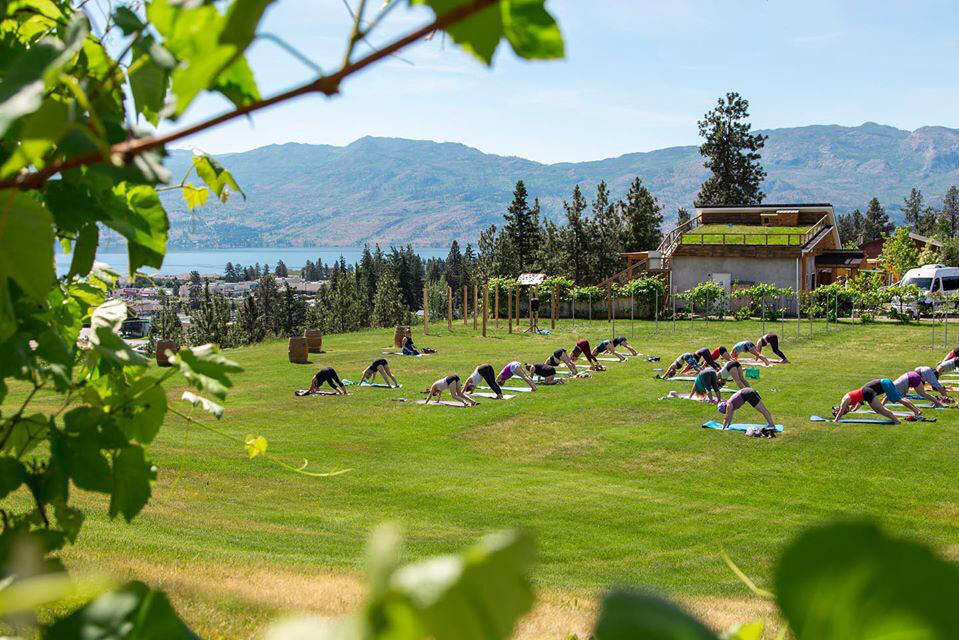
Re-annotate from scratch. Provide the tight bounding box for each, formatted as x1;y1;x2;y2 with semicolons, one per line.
895;264;959;316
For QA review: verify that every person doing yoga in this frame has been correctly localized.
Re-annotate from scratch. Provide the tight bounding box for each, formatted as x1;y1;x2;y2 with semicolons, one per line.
833;379;921;423
710;346;733;364
756;333;788;362
694;347;721;370
730;340;771;366
462;364;504;399
546;348;578;374
937;357;959;376
611;336;639;356
689;368;723;403
884;368;949;408
529;363;564;385
717;387;776;430
308;367;349;395
497;360;538;391
401;329;419;356
424;374;476;407
719;360;748;389
945;347;959;361
660;352;700;379
359;358;399;388
569;339;605;370
593;339;626;362
916;366;953;403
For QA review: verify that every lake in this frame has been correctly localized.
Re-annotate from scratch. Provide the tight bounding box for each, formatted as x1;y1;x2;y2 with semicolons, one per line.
55;246;450;276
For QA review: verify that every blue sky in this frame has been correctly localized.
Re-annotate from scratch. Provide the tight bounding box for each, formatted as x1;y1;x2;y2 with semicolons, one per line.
166;0;959;163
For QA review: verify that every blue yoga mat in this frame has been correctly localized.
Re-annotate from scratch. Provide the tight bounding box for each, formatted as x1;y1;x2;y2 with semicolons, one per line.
701;421;783;432
811;415;894;424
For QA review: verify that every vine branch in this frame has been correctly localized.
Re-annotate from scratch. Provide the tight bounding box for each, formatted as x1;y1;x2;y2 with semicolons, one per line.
1;0;496;191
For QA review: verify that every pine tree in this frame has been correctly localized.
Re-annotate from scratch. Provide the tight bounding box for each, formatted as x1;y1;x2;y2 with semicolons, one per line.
372;271;409;328
255;274;280;335
477;224;498;279
861;198;893;243
695;92;767;205
591;181;623;280
188;282;232;347
851;209;865;245
233;294;265;345
146;293;182;354
537;218;564;276
836;213;857;247
277;283;305;336
224;262;238;282
943;186;959;237
902;188;924;232
446;240;465;292
275;260;288;278
463;243;477;282
676;207;691;226
503;180;539;272
620;177;664;252
918;206;940;237
561;185;589;283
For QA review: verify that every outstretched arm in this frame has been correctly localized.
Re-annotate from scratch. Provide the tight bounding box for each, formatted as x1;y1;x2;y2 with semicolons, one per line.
722;404;734;429
751;348;771;366
519;371;538;391
562;353;578;374
897;397;923;419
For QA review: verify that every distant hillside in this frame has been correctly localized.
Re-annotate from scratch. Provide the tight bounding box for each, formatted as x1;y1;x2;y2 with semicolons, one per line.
157;122;959;248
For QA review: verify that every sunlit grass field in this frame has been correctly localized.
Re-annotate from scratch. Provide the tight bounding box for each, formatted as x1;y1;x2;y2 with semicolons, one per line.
7;317;959;637
681;224;809;245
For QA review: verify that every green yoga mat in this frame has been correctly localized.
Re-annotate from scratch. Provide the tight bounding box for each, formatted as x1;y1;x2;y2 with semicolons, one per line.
811;415;895;424
701;421;783;432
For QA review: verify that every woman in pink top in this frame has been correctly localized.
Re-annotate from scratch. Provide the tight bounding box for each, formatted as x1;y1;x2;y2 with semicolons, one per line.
884;369;948;408
496;361;538;391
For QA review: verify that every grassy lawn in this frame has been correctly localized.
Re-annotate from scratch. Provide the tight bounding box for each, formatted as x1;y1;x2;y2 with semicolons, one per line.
5;318;959;637
681;224;810;245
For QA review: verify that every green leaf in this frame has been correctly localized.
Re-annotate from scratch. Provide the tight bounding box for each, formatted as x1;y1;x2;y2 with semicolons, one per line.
45;580;200;640
721;621;764;640
2;414;47;457
221;0;279;48
180;391;223;418
192;153;245;201
129;40;169;126
103;184;169;274
244;434;267;458
413;0;503;64
52;500;85;543
501;0;563;60
90;299;128;334
67;224;98;279
181;183;209;210
211;54;260;110
109;446;152;522
0;190;55;300
170;344;242;400
113;379;167;444
112;6;145;34
0;457;26;499
92;327;149;368
56;410;113;493
775;521;959;640
592;590;718;640
384;529;535;640
0;98;70;177
0;41;61;137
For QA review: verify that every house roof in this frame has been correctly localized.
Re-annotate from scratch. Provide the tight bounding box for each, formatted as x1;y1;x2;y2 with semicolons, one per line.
816;250;864;267
695;203;834;209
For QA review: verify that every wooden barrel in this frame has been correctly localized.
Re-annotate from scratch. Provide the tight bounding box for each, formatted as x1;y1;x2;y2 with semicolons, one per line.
288;337;309;364
304;329;323;353
393;325;410;348
156;340;177;367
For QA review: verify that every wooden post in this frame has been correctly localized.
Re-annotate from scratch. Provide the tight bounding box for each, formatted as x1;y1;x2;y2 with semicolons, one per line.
551;287;557;330
482;284;488;337
529;286;535;328
423;284;429;335
516;286;521;326
447;286;452;331
473;283;478;330
508;287;513;334
495;287;500;329
607;283;612;323
463;285;468;328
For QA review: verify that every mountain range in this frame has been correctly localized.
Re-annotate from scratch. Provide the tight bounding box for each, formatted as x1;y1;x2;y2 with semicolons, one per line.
156;122;959;248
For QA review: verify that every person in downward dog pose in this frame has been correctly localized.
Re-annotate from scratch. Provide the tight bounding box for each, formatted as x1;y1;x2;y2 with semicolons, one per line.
569;339;606;370
717;387;776;430
358;358;399;388
659;352;701;379
593;338;627;362
424;374;476;407
730;340;771;366
756;333;788;362
719;359;749;389
611;336;639;356
462;364;505;399
689;368;723;403
944;347;959;361
546;348;578;374
497;360;538;391
884;368;951;407
937;357;959;377
529;363;565;385
710;345;733;364
307;367;349;395
694;347;722;370
832;379;922;423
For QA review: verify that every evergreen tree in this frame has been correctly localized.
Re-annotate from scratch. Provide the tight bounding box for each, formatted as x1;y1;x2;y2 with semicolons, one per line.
836;213;857;247
275;260;288;278
943;186;959;238
477;224;498;279
446;240;466;292
255;274;280;335
463;243;477;282
277;283;306;336
537;218;564;276
861;198;893;243
591;181;623;280
620;176;663;252
372;271;409;328
903;188;924;232
503;180;539;272
224;262;238;282
188;282;232;347
561;185;589;283
918;206;940;237
695;92;767;205
676;207;691;226
232;294;265;345
851;209;865;245
146;293;182;355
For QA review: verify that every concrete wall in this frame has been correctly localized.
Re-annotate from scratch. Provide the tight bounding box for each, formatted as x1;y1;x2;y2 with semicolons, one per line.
671;255;802;313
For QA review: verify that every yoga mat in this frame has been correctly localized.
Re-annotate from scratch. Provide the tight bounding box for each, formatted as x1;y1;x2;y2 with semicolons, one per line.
701;420;783;432
851;410;936;422
469;393;516;400
382;351;424;357
417;399;474;407
811;415;894;424
657;376;698;381
359;383;402;389
888;402;937;409
597;357;624;362
294;389;340;396
479;385;533;393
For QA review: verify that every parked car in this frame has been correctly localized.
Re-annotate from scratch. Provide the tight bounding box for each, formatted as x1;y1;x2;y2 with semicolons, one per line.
891;264;959;317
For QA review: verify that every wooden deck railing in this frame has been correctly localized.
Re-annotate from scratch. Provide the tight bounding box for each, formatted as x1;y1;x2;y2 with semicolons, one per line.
679;232;807;246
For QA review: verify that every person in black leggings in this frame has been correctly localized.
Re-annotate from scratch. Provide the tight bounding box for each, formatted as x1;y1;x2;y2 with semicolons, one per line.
529;363;564;385
694;347;721;370
309;367;348;395
359;358;399;388
611;336;639;356
756;333;788;362
546;348;578;374
462;364;504;398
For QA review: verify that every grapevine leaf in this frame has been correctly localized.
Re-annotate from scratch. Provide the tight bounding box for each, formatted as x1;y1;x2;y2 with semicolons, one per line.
0;458;26;499
181;391;223;418
501;0;563;59
0;41;60;136
113;379;167;444
108;446;152;522
169;344;242;400
52;500;85;543
221;0;279;48
0;98;70;177
67;224;98;279
103;184;169;274
129;39;170;126
181;183;209;210
90;299;127;334
244;434;267;458
592;590;718;640
775;521;959;640
192;153;245;201
211;54;260;110
45;581;200;640
92;327;149;368
112;6;145;35
721;621;765;640
412;0;502;64
0;190;55;300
